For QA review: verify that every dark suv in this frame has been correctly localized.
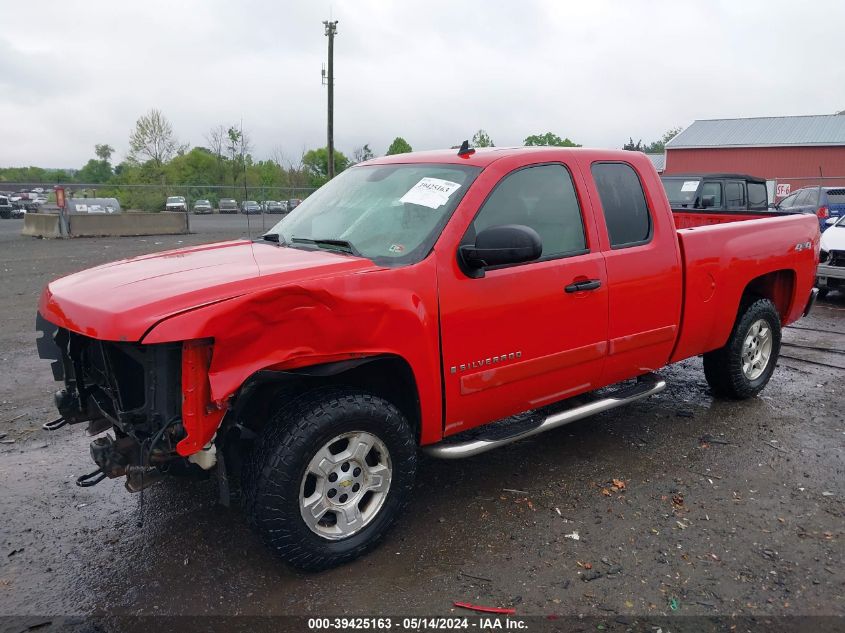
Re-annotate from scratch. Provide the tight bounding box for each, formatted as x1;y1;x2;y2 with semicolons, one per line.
661;174;769;212
775;186;845;231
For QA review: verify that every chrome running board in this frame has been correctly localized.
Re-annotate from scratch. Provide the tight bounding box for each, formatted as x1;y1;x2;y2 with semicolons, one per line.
422;373;666;459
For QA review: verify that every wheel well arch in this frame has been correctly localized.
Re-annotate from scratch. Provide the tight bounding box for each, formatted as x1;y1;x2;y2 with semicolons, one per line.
231;354;422;440
741;269;796;322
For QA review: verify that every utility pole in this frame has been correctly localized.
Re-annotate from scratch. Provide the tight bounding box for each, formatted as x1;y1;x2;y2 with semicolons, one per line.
322;20;338;180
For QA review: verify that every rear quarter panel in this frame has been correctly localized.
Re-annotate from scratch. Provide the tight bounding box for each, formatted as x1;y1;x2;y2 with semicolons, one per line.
670;213;819;363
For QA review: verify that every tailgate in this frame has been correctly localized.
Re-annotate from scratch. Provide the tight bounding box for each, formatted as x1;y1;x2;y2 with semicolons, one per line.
670;213;819;364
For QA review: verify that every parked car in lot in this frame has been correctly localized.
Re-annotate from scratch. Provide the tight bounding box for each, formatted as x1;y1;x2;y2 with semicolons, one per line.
287;198;302;212
193;199;213;214
12;199;38;214
241;200;261;215
264;200;286;214
0;194;12;219
661;174;769;212
775;186;845;231
218;198;238;214
36;147;819;571
817;215;845;297
165;196;188;212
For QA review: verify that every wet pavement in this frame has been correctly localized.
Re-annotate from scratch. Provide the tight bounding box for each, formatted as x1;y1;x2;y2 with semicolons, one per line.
0;216;843;625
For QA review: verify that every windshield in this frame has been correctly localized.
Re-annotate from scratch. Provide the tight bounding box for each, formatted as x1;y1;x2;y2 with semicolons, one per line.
266;163;481;264
167;196;184;203
245;201;258;205
661;177;701;204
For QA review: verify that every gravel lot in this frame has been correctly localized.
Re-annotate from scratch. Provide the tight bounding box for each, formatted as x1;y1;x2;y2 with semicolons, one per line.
0;215;842;628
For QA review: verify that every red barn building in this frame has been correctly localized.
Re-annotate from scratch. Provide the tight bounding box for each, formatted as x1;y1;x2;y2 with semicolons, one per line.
664;114;845;200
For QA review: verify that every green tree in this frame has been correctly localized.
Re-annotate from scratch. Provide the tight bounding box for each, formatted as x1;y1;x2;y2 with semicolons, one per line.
76;159;113;183
386;137;412;155
253;159;289;188
643;127;682;154
165;147;219;185
523;132;581;147
302;147;350;186
94;144;115;162
471;129;494;147
623;137;644;151
128;108;183;165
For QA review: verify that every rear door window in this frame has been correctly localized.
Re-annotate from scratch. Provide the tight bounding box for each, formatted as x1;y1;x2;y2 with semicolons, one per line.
747;183;768;209
794;190;811;207
725;181;745;209
700;181;722;208
803;188;820;206
779;192;799;208
592;162;652;248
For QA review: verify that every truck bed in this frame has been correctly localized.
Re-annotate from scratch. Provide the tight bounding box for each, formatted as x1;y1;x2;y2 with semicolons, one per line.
669;212;819;364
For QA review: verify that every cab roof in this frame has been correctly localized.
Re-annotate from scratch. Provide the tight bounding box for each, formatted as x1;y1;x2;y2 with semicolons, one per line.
361;146;645;169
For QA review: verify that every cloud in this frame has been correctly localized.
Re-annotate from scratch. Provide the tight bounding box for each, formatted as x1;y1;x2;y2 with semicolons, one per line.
1;0;844;167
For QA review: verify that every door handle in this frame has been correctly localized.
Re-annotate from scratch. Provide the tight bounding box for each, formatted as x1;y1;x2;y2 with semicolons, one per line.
565;279;602;293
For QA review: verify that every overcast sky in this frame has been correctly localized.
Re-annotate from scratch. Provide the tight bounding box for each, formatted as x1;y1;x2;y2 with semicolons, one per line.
2;0;844;168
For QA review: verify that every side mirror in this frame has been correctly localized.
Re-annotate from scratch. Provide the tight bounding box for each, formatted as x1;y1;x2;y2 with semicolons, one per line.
701;195;715;209
825;217;838;226
459;224;542;278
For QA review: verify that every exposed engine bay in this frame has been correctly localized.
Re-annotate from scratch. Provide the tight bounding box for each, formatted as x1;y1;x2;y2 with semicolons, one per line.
36;313;217;491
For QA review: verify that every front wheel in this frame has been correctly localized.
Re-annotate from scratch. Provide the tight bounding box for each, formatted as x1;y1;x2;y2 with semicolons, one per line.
245;388;417;571
703;298;782;399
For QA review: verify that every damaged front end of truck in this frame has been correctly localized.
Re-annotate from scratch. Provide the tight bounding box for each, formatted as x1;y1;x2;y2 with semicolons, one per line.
36;313;225;492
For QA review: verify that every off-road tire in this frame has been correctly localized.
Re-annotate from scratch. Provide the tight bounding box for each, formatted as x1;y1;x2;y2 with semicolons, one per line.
703;298;781;400
244;387;416;571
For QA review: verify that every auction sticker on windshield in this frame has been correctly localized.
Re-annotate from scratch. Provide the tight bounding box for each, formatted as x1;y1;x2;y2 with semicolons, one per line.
681;181;699;192
400;177;461;209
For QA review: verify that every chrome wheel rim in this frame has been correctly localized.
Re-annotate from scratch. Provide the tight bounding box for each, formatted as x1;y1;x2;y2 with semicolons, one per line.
299;431;392;540
741;319;773;380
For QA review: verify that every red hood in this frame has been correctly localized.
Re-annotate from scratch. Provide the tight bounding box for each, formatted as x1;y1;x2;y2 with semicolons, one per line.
39;240;377;341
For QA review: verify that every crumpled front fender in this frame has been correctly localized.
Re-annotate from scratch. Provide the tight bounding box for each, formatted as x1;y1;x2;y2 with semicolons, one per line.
144;258;444;446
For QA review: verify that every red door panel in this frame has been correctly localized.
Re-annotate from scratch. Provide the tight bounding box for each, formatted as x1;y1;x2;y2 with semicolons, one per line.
575;156;683;385
438;252;608;434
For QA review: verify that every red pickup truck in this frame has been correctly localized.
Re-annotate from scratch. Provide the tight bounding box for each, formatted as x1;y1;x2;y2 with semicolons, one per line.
36;147;819;570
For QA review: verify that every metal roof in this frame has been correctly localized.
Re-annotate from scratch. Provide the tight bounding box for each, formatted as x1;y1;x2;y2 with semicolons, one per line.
645;153;665;171
666;114;845;149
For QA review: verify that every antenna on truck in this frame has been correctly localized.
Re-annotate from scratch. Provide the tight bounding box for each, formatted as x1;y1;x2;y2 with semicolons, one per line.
457;140;475;157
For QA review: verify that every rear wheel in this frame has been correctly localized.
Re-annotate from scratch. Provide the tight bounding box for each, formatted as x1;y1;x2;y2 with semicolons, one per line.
245;387;416;571
703;298;781;399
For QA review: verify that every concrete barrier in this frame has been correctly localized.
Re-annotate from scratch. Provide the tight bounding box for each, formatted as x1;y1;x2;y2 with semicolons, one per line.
22;212;190;238
22;213;62;238
69;212;189;237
